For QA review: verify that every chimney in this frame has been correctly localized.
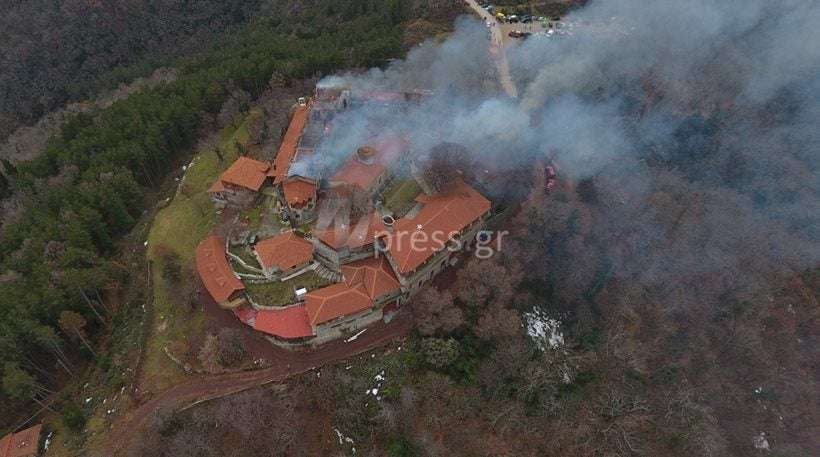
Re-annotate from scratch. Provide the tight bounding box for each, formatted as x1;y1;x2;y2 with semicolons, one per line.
382;215;395;232
356;146;377;165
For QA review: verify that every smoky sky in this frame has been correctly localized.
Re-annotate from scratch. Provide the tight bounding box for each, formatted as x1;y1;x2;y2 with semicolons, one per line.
302;0;820;281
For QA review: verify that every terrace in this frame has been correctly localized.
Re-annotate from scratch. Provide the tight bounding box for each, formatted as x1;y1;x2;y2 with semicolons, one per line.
381;178;421;217
245;271;332;307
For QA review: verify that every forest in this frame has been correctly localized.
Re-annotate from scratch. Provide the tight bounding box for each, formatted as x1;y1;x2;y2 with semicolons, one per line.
133;3;819;455
0;0;410;429
1;0;818;455
0;0;262;138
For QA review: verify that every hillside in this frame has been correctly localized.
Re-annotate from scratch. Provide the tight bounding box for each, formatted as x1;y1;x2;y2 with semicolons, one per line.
1;0;818;456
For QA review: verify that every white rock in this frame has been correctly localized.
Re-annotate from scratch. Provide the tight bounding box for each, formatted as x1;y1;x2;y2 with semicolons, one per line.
753;432;770;451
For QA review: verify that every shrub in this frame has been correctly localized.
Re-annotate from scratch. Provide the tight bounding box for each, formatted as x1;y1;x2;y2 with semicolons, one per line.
62;402;86;432
387;434;420;457
419;338;460;369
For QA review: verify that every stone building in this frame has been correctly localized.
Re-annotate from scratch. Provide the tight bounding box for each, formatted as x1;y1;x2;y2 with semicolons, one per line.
304;256;402;345
207;156;274;208
254;232;314;278
382;180;492;299
313;210;387;269
280;175;317;224
195;235;246;309
327;136;408;202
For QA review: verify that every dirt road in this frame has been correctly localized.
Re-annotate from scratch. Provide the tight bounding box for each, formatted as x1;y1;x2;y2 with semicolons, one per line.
98;315;412;457
464;0;519;98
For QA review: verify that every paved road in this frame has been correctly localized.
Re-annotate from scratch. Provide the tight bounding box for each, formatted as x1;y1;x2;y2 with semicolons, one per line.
98;315;412;457
464;0;519;98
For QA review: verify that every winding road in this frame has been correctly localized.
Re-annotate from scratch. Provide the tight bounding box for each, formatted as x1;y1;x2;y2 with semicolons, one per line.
93;7;518;454
98;315;412;456
464;0;519;98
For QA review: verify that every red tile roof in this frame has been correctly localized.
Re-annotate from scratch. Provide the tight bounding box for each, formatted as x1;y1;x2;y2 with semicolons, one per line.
329;136;407;191
196;236;245;303
272;102;312;185
388;181;491;275
233;306;257;326
282;176;317;207
304;283;372;326
0;424;42;457
341;256;401;300
315;211;387;251
209;156;272;192
361;91;406;103
208;179;226;193
302;256;399;327
254;232;314;271
253;305;315;339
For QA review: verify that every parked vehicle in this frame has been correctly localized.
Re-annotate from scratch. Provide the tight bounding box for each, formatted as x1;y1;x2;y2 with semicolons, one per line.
508;15;519;23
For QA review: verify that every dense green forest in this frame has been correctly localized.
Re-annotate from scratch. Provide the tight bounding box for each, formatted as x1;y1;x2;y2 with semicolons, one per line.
0;0;264;138
0;0;408;422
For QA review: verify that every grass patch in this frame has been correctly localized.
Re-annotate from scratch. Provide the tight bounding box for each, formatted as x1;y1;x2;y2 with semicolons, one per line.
229;245;261;268
141;113;253;392
240;204;264;230
246;271;331;306
383;179;421;216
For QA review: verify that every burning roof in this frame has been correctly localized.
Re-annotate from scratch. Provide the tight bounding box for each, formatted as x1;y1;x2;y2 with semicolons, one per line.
272;102;312;185
328;136;407;191
282;176;317;207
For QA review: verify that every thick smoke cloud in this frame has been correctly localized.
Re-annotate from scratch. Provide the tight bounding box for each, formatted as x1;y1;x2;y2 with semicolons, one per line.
305;0;820;282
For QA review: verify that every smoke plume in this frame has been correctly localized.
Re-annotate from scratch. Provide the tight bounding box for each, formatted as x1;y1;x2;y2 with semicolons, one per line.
302;0;819;284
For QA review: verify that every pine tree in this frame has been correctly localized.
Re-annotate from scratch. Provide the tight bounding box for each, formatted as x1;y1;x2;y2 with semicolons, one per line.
1;158;17;177
0;171;9;198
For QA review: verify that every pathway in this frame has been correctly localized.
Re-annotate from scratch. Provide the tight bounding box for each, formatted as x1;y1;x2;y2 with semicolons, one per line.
97;314;412;456
464;0;519;98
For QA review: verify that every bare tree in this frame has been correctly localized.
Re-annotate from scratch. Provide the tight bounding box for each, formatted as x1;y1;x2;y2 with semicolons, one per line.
197;334;221;373
411;288;464;336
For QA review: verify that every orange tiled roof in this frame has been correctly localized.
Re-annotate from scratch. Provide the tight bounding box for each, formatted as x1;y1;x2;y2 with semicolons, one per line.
329;136;407;191
341;256;401;300
233;306;257;325
282;176;316;207
254;232;314;271
1;424;42;457
315;211;387;251
388;181;491;275
329;157;386;191
272;102;312;185
304;283;372;326
208;179;226;193
361;91;406;103
210;156;272;192
253;304;315;339
196;236;245;303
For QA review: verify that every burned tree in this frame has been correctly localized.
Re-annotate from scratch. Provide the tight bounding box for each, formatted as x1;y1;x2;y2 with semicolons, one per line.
419;142;475;193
